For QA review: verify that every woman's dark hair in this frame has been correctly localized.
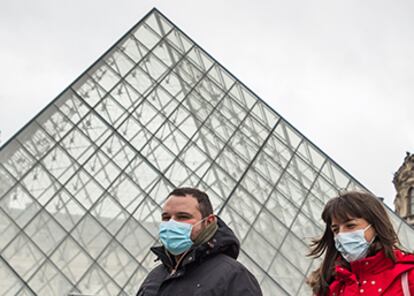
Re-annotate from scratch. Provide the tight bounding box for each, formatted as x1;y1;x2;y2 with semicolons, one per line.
307;191;400;295
168;187;214;218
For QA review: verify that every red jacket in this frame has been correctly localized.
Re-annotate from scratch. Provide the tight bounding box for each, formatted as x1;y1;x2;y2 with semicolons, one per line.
327;249;414;295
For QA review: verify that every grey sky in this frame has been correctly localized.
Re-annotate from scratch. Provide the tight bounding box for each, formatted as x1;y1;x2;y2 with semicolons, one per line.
1;0;413;207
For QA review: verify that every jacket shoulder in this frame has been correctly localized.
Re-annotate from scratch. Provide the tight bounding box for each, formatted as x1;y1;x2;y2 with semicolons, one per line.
210;254;262;295
207;253;249;273
382;251;414;295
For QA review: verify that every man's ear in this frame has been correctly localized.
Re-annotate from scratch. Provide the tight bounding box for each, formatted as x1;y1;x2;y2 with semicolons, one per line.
206;214;216;224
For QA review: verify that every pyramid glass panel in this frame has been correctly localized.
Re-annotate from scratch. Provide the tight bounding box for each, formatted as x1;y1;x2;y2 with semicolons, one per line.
1;8;413;296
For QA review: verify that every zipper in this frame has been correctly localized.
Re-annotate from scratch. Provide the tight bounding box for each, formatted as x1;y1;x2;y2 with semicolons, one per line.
169;249;191;276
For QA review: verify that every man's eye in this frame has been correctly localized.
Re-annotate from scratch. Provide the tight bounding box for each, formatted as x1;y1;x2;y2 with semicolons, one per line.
176;215;193;221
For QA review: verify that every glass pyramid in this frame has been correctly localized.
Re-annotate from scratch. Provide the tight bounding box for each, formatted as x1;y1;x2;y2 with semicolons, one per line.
1;8;413;296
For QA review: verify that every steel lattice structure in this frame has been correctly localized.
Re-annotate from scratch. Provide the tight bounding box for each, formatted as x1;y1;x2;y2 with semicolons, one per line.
1;8;413;296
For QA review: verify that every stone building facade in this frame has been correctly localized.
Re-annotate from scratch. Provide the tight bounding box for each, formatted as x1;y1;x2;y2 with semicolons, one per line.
393;152;414;226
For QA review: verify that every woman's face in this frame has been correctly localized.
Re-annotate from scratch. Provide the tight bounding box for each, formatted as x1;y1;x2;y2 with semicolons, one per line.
330;217;376;242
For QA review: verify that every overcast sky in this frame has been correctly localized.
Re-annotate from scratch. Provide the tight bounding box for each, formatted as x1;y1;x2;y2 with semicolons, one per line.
1;0;413;208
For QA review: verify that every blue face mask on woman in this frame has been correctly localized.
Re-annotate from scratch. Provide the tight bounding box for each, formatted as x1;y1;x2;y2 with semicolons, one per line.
159;218;205;255
334;224;375;262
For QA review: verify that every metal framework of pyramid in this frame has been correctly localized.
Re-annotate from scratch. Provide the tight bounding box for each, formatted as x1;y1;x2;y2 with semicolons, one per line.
1;8;413;296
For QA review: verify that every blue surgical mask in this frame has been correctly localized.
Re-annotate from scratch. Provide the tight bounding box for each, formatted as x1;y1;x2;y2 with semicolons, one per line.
334;224;375;262
159;219;205;255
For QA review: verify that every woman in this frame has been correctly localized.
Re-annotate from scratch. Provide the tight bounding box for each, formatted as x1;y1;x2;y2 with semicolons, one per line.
307;191;414;295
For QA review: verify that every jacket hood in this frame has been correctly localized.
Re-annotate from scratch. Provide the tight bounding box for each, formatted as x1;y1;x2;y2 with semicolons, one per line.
151;216;240;269
205;216;240;259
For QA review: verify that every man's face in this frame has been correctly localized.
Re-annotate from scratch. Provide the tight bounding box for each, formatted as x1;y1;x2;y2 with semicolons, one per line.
161;194;206;241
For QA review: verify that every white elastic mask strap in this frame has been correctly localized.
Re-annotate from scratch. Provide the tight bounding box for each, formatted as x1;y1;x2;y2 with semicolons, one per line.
364;224;371;232
362;224;376;244
194;217;207;227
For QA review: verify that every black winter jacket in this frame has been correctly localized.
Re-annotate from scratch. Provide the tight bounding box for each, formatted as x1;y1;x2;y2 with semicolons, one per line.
136;217;262;296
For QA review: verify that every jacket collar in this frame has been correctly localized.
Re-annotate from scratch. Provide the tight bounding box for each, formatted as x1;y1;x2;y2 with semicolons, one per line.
349;248;392;276
348;249;414;276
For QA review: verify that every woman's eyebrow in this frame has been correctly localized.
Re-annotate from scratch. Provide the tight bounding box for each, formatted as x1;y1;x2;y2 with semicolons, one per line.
331;218;355;227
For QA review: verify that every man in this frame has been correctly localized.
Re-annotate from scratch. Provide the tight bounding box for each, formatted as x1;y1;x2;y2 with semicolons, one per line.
137;187;262;296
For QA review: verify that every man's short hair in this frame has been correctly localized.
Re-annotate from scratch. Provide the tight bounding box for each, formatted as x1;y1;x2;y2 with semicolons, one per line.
168;187;213;218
